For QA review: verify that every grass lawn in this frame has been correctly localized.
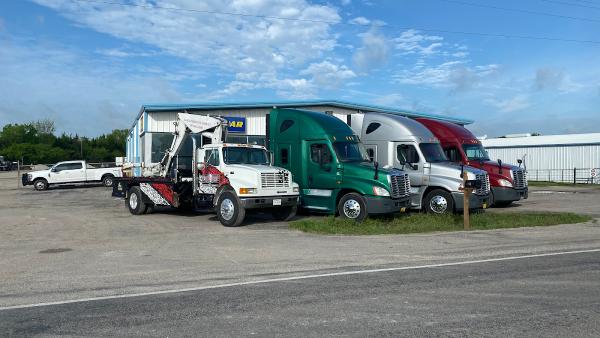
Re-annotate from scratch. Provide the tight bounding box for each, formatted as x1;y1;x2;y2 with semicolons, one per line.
289;212;592;235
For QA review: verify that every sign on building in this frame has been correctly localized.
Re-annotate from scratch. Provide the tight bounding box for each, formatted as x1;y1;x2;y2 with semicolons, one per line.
225;117;246;133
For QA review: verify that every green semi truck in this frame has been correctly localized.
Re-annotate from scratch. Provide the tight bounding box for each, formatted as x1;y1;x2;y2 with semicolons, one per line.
268;108;411;221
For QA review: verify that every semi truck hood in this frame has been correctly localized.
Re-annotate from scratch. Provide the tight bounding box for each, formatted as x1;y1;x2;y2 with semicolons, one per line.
225;164;291;175
343;162;404;190
468;160;522;182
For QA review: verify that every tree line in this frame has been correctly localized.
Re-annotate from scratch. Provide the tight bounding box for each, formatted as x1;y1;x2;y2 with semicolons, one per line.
0;119;128;164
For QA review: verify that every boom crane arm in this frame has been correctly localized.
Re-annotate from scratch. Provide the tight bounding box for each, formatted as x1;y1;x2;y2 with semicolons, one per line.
158;113;228;178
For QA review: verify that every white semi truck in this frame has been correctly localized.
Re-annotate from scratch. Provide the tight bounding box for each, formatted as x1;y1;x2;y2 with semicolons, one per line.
22;160;122;190
346;113;490;214
112;113;300;227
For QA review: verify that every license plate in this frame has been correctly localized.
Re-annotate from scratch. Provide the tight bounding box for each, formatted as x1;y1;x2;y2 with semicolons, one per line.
273;199;282;206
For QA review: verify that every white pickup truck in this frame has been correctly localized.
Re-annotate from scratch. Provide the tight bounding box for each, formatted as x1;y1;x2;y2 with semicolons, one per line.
22;160;122;191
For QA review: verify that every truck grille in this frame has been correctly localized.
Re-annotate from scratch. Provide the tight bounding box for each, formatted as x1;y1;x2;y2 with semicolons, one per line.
512;169;527;189
390;173;411;198
475;173;490;196
261;172;290;189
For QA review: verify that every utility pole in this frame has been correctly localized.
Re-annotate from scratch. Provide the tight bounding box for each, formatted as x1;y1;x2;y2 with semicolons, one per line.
79;137;83;160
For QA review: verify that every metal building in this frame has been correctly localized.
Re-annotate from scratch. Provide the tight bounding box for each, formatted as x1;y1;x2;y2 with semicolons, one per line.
125;100;472;176
482;133;600;183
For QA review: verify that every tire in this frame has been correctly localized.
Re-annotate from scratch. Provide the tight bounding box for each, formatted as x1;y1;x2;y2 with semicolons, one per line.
216;191;245;227
337;193;368;221
272;205;297;221
102;175;115;187
424;189;454;214
33;179;48;191
488;191;495;207
494;200;513;207
126;186;148;215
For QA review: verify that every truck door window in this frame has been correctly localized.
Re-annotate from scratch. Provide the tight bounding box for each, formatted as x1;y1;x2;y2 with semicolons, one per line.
281;148;289;165
365;122;381;134
53;164;69;172
397;145;419;164
310;144;332;164
279;120;294;133
366;148;375;162
68;163;83;170
205;149;220;166
444;147;461;162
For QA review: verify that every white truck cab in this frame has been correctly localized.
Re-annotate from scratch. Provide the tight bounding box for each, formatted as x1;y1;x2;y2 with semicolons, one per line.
113;113;300;227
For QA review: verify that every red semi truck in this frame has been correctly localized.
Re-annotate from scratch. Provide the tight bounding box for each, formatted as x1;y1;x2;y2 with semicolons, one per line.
416;118;528;207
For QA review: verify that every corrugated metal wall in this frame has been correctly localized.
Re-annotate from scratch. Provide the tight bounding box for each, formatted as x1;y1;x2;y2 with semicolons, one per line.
485;145;600;170
126;105;367;175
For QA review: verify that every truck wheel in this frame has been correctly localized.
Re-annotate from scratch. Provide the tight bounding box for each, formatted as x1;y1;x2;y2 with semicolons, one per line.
217;191;245;227
102;175;115;187
33;179;48;191
126;186;148;215
488;191;495;207
494;200;513;207
424;189;454;214
272;206;297;221
338;193;368;221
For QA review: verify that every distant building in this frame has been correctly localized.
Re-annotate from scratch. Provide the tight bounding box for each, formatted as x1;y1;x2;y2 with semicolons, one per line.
482;133;600;182
125;100;471;176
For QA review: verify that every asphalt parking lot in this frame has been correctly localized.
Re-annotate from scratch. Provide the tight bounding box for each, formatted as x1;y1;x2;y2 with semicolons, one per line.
1;172;600;335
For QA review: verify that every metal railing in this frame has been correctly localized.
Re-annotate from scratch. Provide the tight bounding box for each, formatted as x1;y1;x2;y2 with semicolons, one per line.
527;168;599;184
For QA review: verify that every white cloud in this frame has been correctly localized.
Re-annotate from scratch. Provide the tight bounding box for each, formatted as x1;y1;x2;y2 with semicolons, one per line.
394;61;500;91
349;16;370;25
486;95;530;113
300;61;356;88
535;68;583;93
352;28;389;71
32;0;341;75
0;39;184;135
394;29;444;56
341;0;351;5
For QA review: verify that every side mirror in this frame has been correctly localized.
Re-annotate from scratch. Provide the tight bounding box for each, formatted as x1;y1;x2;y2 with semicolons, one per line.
517;158;523;167
268;151;274;166
51;168;57;172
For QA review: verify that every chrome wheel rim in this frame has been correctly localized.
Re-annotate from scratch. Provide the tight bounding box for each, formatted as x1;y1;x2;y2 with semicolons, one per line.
104;177;113;186
35;181;45;190
220;198;235;221
129;193;138;210
343;199;361;219
429;195;448;213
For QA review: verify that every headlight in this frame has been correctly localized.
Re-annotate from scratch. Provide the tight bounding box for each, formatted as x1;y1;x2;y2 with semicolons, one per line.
497;179;513;187
239;188;257;194
293;186;299;193
372;186;390;196
27;174;32;181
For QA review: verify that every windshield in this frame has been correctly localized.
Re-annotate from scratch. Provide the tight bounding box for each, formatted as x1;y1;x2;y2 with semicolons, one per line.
462;143;490;161
419;143;448;163
223;147;269;165
333;142;370;163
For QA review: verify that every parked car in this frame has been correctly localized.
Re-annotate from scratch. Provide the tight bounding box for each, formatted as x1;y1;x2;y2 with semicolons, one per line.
0;156;13;171
22;160;122;190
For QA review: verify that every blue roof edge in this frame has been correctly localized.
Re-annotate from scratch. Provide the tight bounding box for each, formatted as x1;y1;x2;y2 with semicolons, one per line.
131;99;473;129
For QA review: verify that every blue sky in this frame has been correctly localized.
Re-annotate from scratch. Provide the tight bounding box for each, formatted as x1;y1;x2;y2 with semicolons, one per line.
0;0;599;137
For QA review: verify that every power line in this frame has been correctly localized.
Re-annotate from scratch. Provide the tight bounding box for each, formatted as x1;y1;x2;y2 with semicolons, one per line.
70;0;600;45
433;0;600;23
539;0;600;10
